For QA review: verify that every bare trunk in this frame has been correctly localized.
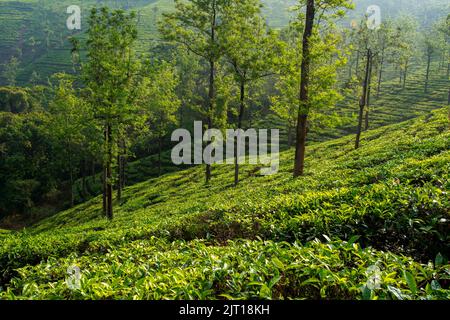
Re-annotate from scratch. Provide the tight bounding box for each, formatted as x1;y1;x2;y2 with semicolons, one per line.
206;59;214;184
122;147;127;188
365;55;373;131
69;169;74;208
425;52;431;93
294;0;315;177
106;124;113;220
377;47;384;99
102;167;107;216
158;133;162;177
117;154;122;202
205;5;216;185
403;66;408;89
355;49;371;150
68;144;74;208
82;157;88;201
295;115;308;176
235;79;245;186
117;139;126;203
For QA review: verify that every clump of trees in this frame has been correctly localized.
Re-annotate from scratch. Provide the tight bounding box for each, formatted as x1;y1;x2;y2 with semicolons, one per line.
1;0;448;222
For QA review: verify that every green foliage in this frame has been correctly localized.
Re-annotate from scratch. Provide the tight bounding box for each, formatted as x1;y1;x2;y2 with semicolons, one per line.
0;0;449;301
0;107;448;299
0;111;59;217
2;57;20;86
0;87;34;113
140;59;180;138
1;239;448;300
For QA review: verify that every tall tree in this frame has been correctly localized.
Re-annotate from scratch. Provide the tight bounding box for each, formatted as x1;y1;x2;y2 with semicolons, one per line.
355;48;373;149
141;60;180;176
221;0;280;186
392;16;418;89
292;0;352;177
375;20;396;98
48;74;90;207
293;0;315;177
423;22;444;94
423;37;435;94
441;15;450;104
160;0;229;184
350;16;388;142
78;8;140;220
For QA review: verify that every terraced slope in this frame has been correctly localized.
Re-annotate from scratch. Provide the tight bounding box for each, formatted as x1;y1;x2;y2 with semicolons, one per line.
0;0;296;85
0;0;161;84
0;106;448;299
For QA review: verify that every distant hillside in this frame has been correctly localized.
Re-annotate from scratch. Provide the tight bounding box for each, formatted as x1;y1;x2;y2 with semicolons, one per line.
0;0;448;85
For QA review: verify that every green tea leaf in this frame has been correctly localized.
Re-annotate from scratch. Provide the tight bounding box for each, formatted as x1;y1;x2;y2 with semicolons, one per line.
403;271;417;295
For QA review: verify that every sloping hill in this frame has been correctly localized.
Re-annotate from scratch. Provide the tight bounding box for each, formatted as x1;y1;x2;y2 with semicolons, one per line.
70;60;450;205
0;0;295;85
0;106;448;299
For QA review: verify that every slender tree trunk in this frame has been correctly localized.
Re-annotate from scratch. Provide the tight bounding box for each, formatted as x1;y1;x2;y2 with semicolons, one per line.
356;49;371;150
425;51;432;93
102;166;107;216
206;6;216;185
122;146;127;188
365;55;373;131
403;66;408;89
102;127;107;216
69;169;74;208
117;139;125;202
206;59;214;184
117;153;122;202
106;124;113;220
377;48;385;99
158;133;162;177
295;114;308;175
68;145;74;208
294;0;315;177
235;79;245;186
82;157;88;201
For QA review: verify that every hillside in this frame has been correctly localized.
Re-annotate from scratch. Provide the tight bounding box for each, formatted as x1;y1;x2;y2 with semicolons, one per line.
66;60;449;205
1;0;448;85
1;0;291;85
0;106;448;300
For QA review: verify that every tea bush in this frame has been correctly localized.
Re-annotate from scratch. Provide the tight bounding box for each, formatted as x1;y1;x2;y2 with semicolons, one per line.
0;108;448;299
2;239;449;300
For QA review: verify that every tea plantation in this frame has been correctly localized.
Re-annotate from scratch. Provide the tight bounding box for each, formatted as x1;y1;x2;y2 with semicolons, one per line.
0;106;448;300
